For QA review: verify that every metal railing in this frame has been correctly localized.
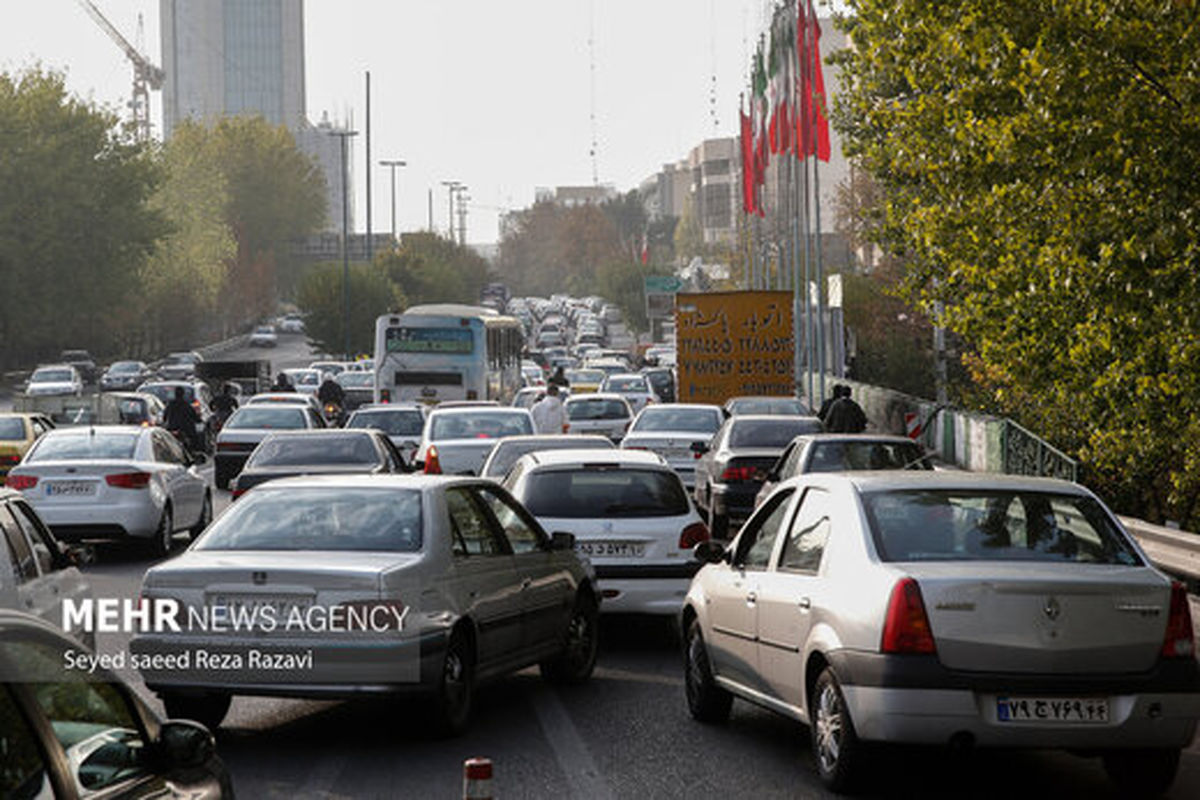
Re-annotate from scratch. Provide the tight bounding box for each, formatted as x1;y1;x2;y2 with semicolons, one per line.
1001;419;1078;483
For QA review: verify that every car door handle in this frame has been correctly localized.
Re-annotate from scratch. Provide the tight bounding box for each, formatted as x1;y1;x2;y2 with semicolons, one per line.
798;596;812;610
745;591;757;605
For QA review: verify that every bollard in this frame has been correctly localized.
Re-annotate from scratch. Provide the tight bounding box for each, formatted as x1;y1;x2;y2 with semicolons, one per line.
463;757;493;800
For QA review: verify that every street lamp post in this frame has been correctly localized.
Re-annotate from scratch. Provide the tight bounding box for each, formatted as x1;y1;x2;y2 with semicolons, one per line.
441;180;461;240
330;128;359;359
379;159;407;242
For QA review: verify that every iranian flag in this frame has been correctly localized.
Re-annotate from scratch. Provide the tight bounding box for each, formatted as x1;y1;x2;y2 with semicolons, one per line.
797;1;831;162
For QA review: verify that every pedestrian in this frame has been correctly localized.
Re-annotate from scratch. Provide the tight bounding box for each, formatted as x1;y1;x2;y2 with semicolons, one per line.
824;386;868;433
548;366;570;390
270;372;296;393
530;383;568;434
817;384;846;423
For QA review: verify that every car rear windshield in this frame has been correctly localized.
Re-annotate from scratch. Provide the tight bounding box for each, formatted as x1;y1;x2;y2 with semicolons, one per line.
108;361;142;373
730;418;823;448
606;377;648;392
248;435;378;467
347;410;424;436
483;438;614;477
140;384;194;403
287;371;319;387
32;369;72;383
225;407;307;430
806;441;931;472
631;408;720;434
522;468;689;518
862;489;1142;565
337;372;374;388
431;412;532;440
567;399;628;420
731;398;806;415
195;488;422;552
0;418;25;439
565;370;604;384
31;433;138;461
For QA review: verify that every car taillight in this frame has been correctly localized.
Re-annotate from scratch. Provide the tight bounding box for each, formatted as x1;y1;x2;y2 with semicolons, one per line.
0;455;19;466
881;578;936;654
380;389;391;403
230;487;246;500
216;442;248;452
1162;581;1195;659
679;521;710;549
424;445;442;474
105;472;152;490
721;466;758;482
624;445;648;451
4;474;37;490
336;599;407;630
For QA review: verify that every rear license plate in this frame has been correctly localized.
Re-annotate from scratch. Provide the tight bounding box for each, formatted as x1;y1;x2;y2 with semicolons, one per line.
46;481;97;497
576;541;646;558
996;696;1109;724
209;595;313;623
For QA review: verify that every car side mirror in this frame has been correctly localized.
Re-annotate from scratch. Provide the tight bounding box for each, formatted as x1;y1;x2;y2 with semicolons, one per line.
692;540;727;564
690;441;709;455
550;531;576;551
158;720;215;769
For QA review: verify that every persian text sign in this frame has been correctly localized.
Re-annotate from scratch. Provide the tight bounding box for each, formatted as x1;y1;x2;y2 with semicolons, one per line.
675;291;794;404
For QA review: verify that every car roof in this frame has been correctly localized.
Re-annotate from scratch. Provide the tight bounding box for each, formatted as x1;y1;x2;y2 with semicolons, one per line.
793;433;921;445
248;393;312;402
564;393;629;403
728;413;819;424
245;473;480;491
781;470;1089;495
42;424;147;436
603;373;646;382
352;403;425;412
33;363;74;371
637;403;718;414
519;448;667;469
494;434;611;446
429;405;526;416
260;428;375;439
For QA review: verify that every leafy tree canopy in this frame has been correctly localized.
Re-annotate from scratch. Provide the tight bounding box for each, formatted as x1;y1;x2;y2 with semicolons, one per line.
296;261;401;357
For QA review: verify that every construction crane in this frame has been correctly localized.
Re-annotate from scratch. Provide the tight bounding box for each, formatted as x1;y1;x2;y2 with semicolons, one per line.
76;0;165;141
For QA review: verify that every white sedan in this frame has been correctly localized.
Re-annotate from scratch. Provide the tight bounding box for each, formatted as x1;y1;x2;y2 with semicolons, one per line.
24;365;83;397
248;324;278;347
6;426;212;557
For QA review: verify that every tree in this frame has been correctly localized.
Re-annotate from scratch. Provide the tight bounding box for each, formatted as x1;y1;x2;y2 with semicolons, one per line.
498;200;624;296
673;194;706;263
834;1;1200;527
295;262;400;356
0;68;166;368
379;231;489;307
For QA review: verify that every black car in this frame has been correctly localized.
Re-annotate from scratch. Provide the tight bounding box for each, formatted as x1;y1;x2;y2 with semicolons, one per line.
692;413;824;538
641;366;676;404
59;349;97;384
100;360;154;391
0;610;234;799
230;428;410;497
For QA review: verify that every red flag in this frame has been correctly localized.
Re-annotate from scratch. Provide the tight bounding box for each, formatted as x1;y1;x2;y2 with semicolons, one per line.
740;109;756;214
797;3;832;162
640;231;649;265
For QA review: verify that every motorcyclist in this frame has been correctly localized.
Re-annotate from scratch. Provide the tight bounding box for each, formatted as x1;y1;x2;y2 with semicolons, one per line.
162;386;202;453
209;383;239;427
317;372;345;407
270;372;296;393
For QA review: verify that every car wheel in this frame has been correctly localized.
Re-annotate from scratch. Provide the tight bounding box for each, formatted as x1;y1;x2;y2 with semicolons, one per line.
540;593;599;685
811;667;864;792
190;493;212;540
149;506;174;558
1101;748;1180;798
162;692;231;731
432;629;474;736
684;618;732;723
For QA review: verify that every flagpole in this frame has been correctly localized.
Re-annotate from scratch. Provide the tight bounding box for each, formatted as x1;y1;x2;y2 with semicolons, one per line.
789;0;803;403
800;1;814;408
809;0;826;405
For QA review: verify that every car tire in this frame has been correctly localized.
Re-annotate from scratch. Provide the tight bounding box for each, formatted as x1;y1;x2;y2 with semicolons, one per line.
1101;748;1180;798
190;493;212;540
811;667;864;793
540;593;599;685
684;618;732;723
432;628;474;736
149;506;174;558
162;692;231;731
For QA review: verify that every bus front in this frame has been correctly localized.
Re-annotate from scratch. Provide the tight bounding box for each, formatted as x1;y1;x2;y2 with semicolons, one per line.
374;314;485;405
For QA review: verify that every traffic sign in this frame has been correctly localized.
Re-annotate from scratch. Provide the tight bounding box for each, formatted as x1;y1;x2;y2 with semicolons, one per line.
644;275;683;294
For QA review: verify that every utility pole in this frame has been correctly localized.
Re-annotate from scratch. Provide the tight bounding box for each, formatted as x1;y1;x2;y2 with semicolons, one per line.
428;188;434;231
441;181;462;239
456;188;469;246
365;71;373;263
379;159;406;242
329;129;359;358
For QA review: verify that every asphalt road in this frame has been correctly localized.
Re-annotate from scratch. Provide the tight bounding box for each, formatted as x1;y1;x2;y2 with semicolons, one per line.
23;333;1200;797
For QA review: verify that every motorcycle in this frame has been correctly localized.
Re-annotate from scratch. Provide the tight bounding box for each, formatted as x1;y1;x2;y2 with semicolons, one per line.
322;401;345;427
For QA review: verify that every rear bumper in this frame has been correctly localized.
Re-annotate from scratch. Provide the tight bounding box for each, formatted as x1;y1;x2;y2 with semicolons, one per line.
34;499;161;540
710;484;763;521
828;650;1200;747
593;562;701;614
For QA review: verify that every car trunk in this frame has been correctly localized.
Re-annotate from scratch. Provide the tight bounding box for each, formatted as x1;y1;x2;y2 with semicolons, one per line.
908;563;1171;674
430;439;500;475
14;460;160;506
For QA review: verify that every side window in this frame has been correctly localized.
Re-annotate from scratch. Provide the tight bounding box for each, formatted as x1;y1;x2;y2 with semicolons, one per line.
10;640;150;795
476;487;545;554
733;489;794;570
159;433;187;465
445;489;508;557
10;502;56;576
778;487;832;573
502;460;525;491
151;434;173;464
0;504;37;581
0;686;49;798
780;443;804;478
30;419;46;438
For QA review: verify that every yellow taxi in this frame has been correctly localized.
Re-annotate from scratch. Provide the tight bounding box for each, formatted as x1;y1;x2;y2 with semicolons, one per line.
0;413;55;477
564;368;606;395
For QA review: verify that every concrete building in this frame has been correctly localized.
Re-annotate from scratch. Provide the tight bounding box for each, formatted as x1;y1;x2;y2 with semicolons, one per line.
160;0;349;232
536;185;618;207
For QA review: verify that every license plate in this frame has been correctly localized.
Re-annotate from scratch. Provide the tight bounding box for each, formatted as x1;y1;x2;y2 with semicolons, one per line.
996;696;1109;724
576;540;646;558
46;481;96;497
209;595;313;623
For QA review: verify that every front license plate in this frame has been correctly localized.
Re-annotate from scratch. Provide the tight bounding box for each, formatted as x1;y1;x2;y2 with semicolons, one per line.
996;696;1109;724
576;540;646;558
46;481;97;497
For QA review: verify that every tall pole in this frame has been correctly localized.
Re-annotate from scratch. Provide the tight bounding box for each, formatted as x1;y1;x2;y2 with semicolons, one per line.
379;159;406;241
809;2;826;405
330;129;359;358
799;3;814;407
365;71;373;263
427;188;433;231
441;181;461;238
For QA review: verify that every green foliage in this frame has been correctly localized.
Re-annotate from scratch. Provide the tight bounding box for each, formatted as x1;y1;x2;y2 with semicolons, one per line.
834;1;1200;526
0;68;167;369
840;272;935;397
296;261;400;356
378;231;489;307
673;194;706;262
593;261;673;335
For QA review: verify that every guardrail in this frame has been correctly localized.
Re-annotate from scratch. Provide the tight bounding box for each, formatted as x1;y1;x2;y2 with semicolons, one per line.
1121;517;1200;592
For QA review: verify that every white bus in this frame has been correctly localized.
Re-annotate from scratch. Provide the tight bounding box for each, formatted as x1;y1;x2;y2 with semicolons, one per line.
373;304;524;405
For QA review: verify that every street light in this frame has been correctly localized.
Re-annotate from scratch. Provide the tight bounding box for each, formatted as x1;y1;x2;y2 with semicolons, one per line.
441;180;461;240
329;128;359;359
379;159;407;242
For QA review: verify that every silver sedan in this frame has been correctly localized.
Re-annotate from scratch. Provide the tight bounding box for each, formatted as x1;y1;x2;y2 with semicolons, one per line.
7;426;211;557
682;471;1200;795
133;474;598;734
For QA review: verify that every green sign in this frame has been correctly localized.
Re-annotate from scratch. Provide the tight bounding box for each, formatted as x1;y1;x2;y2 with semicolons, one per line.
644;275;683;294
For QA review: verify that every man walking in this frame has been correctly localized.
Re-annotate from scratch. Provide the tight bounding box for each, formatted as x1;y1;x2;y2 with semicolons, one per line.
825;386;868;433
530;384;568;434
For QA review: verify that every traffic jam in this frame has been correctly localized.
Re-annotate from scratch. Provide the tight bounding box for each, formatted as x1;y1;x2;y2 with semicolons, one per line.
2;293;1198;798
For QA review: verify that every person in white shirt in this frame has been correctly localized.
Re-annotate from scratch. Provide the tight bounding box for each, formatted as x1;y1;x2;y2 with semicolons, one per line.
530;384;568;434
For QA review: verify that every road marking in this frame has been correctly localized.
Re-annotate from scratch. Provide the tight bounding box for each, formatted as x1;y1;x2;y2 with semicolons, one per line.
593;666;684;688
532;689;614;800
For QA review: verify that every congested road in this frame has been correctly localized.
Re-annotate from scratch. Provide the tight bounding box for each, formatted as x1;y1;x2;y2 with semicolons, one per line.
53;333;1198;800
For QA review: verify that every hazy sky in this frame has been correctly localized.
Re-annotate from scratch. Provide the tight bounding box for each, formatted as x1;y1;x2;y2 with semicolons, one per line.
1;0;838;243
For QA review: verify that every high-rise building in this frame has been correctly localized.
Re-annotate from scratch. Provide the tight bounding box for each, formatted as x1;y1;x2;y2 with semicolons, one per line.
160;0;349;231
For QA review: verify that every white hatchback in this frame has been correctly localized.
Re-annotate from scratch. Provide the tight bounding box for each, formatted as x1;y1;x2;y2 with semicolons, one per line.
563;393;633;442
504;449;709;615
